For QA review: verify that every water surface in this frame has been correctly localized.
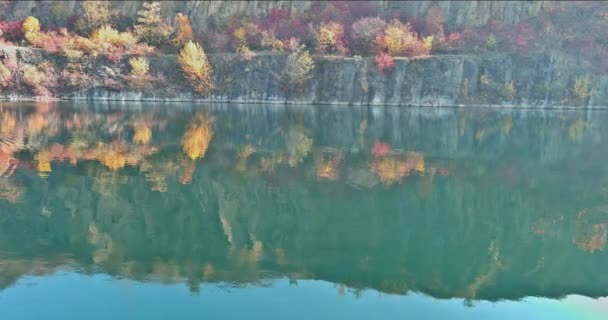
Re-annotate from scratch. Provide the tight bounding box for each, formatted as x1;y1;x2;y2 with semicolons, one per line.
0;102;607;319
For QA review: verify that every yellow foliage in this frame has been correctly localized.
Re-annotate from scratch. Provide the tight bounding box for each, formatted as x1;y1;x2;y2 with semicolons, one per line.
182;113;214;160
91;25;137;47
574;77;592;101
237;45;255;61
133;125;152;145
0;62;11;86
272;40;284;51
233;27;247;47
480;73;491;86
283;38;315;91
315;22;346;54
178;41;213;95
378;20;419;56
22;16;40;36
99;146;127;171
129;57;149;77
505;81;516;100
315;25;337;51
423;35;433;52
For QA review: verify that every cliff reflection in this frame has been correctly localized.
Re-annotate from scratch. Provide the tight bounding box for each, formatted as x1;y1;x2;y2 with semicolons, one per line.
0;102;608;301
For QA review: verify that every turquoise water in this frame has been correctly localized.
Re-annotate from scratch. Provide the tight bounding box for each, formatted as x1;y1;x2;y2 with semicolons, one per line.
0;102;608;319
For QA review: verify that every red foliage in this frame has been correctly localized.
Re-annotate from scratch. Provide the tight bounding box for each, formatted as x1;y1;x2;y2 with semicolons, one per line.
0;20;24;42
38;32;67;53
107;51;122;64
374;53;395;74
261;8;291;29
447;32;461;43
371;140;391;158
509;22;536;51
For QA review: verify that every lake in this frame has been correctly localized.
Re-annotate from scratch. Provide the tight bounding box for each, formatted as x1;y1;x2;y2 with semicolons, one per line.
0;101;607;319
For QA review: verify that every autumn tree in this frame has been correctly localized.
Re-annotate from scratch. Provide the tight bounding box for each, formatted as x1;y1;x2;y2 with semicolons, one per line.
134;1;173;47
178;41;213;95
22;16;40;44
314;22;348;55
375;19;429;57
351;17;387;55
282;38;315;94
128;57;150;88
75;0;115;36
172;13;193;48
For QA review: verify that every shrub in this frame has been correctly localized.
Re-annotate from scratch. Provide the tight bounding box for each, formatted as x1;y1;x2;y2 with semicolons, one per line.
0;20;24;42
282;38;315;93
574;77;592;101
504;81;516;100
129;57;149;77
172;13;193;48
237;45;255;61
128;57;150;88
375;19;428;57
178;41;213;95
423;35;433;52
36;32;67;53
315;22;348;55
351;17;386;55
0;61;12;86
91;25;137;47
374;52;395;74
134;1;173;47
75;0;115;35
21;63;58;97
60;68;94;90
22;16;40;44
232;27;247;48
485;34;497;50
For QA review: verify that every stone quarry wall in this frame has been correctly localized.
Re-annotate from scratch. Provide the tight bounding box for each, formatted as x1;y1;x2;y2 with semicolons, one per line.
60;51;604;108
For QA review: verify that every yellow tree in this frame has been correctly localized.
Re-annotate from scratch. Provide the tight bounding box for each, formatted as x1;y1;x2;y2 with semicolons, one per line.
22;16;40;44
178;41;213;95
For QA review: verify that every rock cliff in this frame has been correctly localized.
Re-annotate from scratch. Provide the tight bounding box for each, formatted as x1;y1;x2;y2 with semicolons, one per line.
61;51;604;108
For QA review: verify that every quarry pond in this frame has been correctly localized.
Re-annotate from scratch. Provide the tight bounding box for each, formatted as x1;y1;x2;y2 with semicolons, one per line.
0;101;608;319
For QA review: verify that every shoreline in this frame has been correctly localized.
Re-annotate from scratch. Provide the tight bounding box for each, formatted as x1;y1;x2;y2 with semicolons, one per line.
2;96;606;111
